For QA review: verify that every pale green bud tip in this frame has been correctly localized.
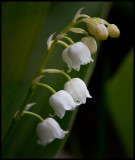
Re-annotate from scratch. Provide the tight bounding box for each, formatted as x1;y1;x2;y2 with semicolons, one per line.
81;36;97;55
94;24;108;40
73;7;84;22
47;32;55;49
31;76;44;88
107;24;120;38
25;103;36;111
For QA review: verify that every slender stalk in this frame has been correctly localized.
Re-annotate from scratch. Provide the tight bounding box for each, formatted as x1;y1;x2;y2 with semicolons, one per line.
93;17;110;26
35;40;58;76
70;27;89;37
16;87;36;119
63;36;74;45
22;111;44;122
42;69;72;81
57;40;69;48
60;71;72;81
34;82;56;94
77;14;91;19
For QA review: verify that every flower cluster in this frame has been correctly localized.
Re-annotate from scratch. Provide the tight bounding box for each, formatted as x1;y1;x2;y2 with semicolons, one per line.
17;7;120;146
35;77;91;146
87;18;120;40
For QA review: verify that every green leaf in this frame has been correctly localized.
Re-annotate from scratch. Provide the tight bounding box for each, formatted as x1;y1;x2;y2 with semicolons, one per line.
2;2;112;158
2;1;51;138
105;48;133;158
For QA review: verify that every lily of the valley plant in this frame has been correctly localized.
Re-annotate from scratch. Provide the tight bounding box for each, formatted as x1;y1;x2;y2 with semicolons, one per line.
2;7;120;148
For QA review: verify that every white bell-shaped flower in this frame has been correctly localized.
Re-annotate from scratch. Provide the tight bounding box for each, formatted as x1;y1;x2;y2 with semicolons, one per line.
62;42;94;73
49;90;80;119
36;117;68;146
64;78;92;104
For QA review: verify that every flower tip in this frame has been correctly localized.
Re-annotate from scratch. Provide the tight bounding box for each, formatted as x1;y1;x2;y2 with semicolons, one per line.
31;76;44;89
47;32;56;49
91;58;94;62
49;113;56;117
67;68;72;73
107;24;120;38
56;33;67;40
77;7;85;14
25;102;36;111
59;114;64;119
88;94;92;98
73;7;85;22
37;140;45;146
64;130;69;134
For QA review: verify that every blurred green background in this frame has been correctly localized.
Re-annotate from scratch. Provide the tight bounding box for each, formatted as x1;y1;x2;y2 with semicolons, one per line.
2;1;133;158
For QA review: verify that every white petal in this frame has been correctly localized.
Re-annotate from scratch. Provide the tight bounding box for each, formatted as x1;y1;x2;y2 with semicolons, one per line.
67;42;91;70
45;118;68;139
62;42;94;72
37;121;54;145
64;78;92;104
62;47;73;73
36;118;68;146
49;90;79;118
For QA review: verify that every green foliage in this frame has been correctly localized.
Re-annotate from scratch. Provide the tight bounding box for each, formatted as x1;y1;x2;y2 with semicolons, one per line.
105;48;133;158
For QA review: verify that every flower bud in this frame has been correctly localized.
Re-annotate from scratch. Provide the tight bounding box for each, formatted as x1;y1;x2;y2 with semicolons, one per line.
81;36;97;55
107;24;120;38
94;24;108;40
36;118;68;146
87;22;96;35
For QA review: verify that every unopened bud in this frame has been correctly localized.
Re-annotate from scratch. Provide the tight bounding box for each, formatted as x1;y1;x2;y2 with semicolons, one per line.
107;24;120;38
87;22;96;35
94;24;108;40
81;36;97;55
